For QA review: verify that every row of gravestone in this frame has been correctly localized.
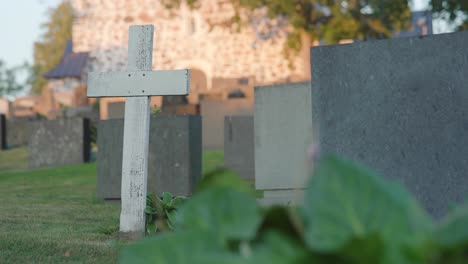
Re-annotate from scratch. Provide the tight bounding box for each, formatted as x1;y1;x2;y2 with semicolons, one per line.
0;116;92;168
224;31;468;220
1;31;466;220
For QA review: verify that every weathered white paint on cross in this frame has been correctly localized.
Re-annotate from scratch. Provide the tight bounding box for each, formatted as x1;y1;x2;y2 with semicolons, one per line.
87;25;190;237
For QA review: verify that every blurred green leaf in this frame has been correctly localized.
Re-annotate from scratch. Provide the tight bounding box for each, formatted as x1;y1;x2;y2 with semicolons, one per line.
246;231;313;264
303;155;433;263
176;187;261;242
120;231;244;264
195;167;255;196
256;206;304;242
435;204;468;263
437;204;468;248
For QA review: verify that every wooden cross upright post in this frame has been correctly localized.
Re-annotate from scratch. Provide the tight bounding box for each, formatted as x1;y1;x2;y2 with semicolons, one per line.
87;25;190;238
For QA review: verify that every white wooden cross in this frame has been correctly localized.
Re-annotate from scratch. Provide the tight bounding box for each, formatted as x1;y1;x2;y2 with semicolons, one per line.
87;25;190;238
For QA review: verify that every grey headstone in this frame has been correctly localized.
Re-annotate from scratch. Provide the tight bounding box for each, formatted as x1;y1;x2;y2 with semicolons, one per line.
254;82;312;205
6;119;38;148
224;116;255;181
200;99;253;150
311;31;468;219
0;114;6;150
108;102;125;119
29;118;91;169
97;115;202;199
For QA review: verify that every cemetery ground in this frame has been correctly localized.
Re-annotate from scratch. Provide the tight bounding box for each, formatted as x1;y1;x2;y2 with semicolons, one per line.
0;148;224;263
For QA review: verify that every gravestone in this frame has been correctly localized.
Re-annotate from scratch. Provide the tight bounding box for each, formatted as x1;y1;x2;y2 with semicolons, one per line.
311;31;468;219
87;25;190;237
97;115;202;199
108;102;126;119
0;114;6;150
224;116;255;181
254;82;312;206
6;119;38;148
200;98;253;149
29;118;91;168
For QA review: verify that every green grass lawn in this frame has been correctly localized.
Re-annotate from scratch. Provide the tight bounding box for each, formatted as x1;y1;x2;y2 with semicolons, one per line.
0;149;225;263
0;147;29;172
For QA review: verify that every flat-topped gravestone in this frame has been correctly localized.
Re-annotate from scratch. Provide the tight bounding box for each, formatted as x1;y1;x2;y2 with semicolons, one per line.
200;99;253;150
0;114;6;150
311;31;468;219
255;82;312;206
97;115;202;199
87;25;190;237
29;118;91;168
6;119;38;148
108;102;126;119
224;116;255;181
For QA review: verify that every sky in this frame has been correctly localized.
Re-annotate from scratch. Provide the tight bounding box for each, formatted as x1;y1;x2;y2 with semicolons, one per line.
0;0;62;68
0;0;434;68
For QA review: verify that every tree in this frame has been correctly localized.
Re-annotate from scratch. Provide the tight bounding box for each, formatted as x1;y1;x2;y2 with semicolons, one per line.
32;1;73;94
431;0;468;30
0;60;31;97
163;0;413;56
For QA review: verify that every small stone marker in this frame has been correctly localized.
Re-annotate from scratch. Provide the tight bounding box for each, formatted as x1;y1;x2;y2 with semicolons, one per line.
87;25;190;238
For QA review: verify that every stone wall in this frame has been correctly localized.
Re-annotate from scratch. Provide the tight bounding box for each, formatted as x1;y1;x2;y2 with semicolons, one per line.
71;0;310;89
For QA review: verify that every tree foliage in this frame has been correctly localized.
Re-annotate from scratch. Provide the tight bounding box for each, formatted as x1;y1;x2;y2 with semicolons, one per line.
431;0;468;30
164;0;468;58
0;60;31;97
32;1;73;94
163;0;412;54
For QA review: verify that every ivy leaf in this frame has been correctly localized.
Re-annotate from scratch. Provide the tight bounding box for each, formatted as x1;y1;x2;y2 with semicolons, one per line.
176;187;261;242
303;155;433;263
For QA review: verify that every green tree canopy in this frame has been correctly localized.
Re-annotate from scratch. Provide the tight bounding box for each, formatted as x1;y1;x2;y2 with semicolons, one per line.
431;0;468;30
0;60;31;97
164;0;467;56
32;1;73;94
164;0;412;53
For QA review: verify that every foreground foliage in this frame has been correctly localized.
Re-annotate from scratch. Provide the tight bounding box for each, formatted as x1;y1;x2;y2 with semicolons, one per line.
121;155;468;264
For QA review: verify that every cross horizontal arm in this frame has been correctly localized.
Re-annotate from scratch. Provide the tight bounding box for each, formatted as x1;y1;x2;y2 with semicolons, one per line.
87;69;190;97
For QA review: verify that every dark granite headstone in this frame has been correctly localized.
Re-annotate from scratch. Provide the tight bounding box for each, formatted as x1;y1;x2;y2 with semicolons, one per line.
224;116;254;180
311;31;468;219
97;115;202;199
29;118;91;168
0;114;6;150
